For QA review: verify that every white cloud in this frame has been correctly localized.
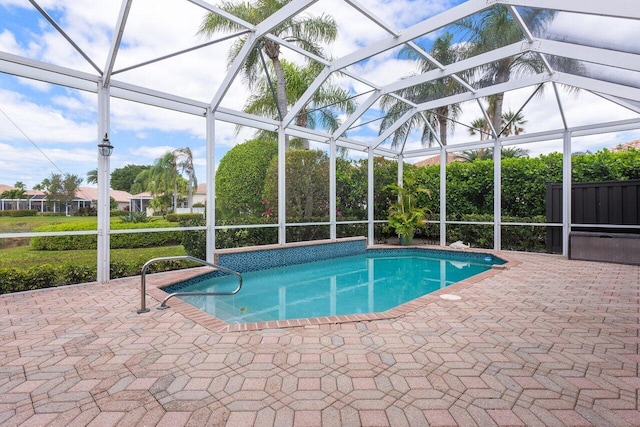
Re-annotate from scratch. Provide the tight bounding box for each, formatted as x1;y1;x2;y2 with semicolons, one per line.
0;89;95;144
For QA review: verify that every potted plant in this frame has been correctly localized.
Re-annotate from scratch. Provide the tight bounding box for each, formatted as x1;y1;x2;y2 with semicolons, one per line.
386;180;429;246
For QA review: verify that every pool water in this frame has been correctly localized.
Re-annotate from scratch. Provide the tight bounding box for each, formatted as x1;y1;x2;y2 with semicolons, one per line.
172;250;502;324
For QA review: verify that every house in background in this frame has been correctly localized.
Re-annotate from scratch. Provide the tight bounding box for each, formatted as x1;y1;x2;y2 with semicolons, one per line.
611;140;640;152
414;153;461;167
192;183;207;206
129;192;153;214
0;185;132;214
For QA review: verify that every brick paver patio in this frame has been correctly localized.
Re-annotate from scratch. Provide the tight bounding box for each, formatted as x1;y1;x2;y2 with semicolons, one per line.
1;251;639;426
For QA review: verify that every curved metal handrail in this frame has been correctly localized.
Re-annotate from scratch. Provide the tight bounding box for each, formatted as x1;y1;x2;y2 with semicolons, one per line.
137;255;242;314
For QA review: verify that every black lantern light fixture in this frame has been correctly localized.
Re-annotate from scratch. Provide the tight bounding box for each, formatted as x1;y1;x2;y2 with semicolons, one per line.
98;133;114;157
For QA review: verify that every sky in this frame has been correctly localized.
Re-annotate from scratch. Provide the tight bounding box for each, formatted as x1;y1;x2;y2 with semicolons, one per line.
0;0;639;190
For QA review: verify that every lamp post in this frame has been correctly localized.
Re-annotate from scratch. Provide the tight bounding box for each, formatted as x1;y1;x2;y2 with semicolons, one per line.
98;133;114;156
97;132;112;283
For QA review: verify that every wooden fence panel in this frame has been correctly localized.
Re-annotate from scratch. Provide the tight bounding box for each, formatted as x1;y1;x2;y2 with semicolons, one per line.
545;180;640;253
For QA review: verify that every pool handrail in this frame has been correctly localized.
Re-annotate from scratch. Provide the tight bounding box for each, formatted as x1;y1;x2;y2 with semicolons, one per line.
137;255;243;314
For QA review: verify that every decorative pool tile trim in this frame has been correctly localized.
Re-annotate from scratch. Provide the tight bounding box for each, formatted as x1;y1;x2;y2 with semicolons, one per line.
367;247;507;265
217;238;367;272
164;237;367;293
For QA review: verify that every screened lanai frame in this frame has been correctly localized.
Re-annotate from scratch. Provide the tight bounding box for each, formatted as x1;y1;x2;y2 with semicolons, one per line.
1;0;639;283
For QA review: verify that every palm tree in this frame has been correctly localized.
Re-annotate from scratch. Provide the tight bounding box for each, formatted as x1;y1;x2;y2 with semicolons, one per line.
148;152;181;213
469;108;527;140
501;147;529;158
468;117;490;140
146;149;197;213
243;59;355;148
130;169;150;195
501;110;527;137
457;6;552;132
379;33;465;148
457;148;493;162
199;0;338;148
0;182;28;207
86;169;98;185
173;148;197;212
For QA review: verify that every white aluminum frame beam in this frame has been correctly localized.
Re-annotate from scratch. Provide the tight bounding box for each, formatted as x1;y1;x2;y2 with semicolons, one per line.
331;0;487;72
498;0;640;20
103;0;133;86
186;0;255;29
0;53;99;91
416;73;553;112
372;108;417;149
209;0;319;110
555;72;640;102
332;91;380;140
28;0;102;74
285;0;490;129
205;109;216;263
534;39;640;73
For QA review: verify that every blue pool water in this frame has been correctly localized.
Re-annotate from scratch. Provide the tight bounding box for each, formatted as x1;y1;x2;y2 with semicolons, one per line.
169;249;503;324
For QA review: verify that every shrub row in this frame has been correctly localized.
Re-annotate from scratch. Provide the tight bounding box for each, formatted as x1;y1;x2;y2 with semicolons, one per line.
0;209;38;217
0;258;193;295
166;213;204;222
440;214;547;252
31;221;182;250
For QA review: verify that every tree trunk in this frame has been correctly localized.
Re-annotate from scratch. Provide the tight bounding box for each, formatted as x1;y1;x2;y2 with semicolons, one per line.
188;175;193;213
264;40;291;150
492;63;511;136
437;108;448;146
295;108;310;149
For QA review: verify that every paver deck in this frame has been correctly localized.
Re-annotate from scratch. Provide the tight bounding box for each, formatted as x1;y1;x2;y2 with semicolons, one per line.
1;251;639;426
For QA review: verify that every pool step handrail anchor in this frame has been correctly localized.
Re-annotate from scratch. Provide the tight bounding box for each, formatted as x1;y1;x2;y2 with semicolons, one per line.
137;256;243;314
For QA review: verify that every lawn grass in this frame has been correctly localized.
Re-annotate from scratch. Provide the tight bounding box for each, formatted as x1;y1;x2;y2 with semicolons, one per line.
0;215;176;233
0;216;96;233
0;245;186;270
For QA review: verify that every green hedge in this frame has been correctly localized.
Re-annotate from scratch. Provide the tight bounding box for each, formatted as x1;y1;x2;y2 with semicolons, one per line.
0;258;193;295
180;216;280;259
31;221;182;250
166;213;204;222
445;214;547;252
0;209;38;217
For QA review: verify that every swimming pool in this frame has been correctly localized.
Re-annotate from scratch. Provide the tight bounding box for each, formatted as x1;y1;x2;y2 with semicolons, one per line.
164;248;504;324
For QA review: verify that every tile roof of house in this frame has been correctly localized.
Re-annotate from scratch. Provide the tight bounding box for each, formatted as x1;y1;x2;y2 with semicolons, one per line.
1;185;132;202
610;140;640;152
73;187;133;203
131;192;153;198
414;153;461;167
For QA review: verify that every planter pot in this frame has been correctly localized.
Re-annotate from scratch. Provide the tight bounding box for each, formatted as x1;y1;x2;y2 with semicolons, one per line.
398;234;413;246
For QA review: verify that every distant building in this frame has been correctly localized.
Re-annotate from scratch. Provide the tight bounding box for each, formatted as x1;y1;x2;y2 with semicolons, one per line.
610;140;640;152
414;153;461;167
129;192;153;214
0;185;132;213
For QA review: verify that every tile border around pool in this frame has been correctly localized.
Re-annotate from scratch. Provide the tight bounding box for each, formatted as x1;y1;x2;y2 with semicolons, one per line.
145;242;520;333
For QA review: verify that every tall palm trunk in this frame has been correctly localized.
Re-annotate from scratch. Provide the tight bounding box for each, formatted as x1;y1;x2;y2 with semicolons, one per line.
295;108;310;149
436;107;449;145
264;39;291;149
492;61;512;134
188;173;194;213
